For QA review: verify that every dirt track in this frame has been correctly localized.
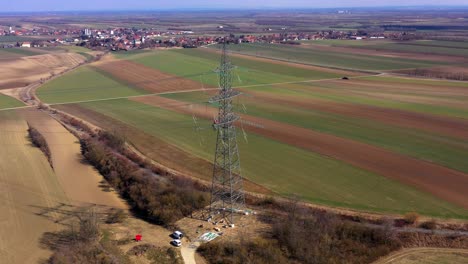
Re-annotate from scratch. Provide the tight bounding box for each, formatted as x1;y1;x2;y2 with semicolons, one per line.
19;109;127;209
96;59;209;94
242;89;468;140
132;95;468;209
0;114;67;263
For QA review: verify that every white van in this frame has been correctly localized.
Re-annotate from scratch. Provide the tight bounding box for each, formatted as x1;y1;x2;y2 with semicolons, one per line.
172;231;183;239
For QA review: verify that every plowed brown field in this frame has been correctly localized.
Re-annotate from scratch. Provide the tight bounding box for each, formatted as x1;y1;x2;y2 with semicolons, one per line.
96;59;209;93
0;113;67;263
0;53;86;89
132;95;468;209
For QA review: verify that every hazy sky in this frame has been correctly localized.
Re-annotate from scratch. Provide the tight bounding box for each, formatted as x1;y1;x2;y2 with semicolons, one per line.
3;0;468;12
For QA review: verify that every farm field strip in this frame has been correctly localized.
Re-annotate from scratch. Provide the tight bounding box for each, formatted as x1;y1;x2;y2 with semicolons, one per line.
299;42;468;63
53;103;272;195
95;59;216;93
71;99;468;218
308;39;468;57
40;52;376;105
271;82;468;119
47;75;383;106
0;111;68;264
131;95;468;210
208;43;445;71
354;42;468;57
125;48;353;87
0;47;43;58
19;109;127;209
161;89;468;174
198;47;365;76
0;52;87;90
0;93;24;109
37;65;148;104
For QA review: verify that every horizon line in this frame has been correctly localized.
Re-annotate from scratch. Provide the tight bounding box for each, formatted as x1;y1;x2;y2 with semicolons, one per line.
1;5;468;14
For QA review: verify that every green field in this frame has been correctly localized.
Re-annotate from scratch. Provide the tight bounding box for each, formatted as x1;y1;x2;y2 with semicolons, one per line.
208;43;445;71
305;39;468;56
35;46;468;218
0;94;24;109
37;66;148;104
281;81;468;119
161;89;468;174
76;98;468;218
0;48;42;57
122;48;348;87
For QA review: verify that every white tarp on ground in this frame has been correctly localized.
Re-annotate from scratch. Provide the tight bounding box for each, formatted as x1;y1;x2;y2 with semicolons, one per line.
198;232;219;242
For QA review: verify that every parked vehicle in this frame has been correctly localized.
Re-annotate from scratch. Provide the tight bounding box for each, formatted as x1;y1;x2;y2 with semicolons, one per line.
171;239;182;247
172;231;183;239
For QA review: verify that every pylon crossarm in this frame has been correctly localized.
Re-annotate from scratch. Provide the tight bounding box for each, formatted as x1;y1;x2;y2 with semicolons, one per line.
209;89;241;103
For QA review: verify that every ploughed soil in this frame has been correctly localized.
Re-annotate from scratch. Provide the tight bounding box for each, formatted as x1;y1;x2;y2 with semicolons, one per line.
19;108;127;209
0;114;67;264
53;103;272;195
132;95;468;209
95;59;210;94
241;89;468;140
0;53;86;90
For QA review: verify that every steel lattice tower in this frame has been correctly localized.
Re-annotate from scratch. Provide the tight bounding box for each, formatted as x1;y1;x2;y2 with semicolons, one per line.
209;39;245;224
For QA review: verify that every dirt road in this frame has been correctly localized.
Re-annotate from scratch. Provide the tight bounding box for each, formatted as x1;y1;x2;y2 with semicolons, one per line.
181;241;200;264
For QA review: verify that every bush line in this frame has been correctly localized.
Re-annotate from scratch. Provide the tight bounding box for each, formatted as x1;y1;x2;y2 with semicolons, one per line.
27;124;53;168
79;131;209;226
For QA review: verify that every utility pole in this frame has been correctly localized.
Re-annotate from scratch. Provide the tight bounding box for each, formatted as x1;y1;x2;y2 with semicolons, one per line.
209;38;245;224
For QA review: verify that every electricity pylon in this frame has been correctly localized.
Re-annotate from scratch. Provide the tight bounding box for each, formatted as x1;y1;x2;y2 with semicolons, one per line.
209;39;245;224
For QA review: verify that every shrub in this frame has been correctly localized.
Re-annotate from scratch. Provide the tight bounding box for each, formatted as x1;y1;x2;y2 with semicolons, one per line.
80;136;209;226
106;209;127;224
198;238;288;264
420;220;437;230
404;212;420;225
27;125;52;167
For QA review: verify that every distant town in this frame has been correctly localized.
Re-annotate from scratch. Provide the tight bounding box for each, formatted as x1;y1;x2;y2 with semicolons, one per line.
1;25;422;51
